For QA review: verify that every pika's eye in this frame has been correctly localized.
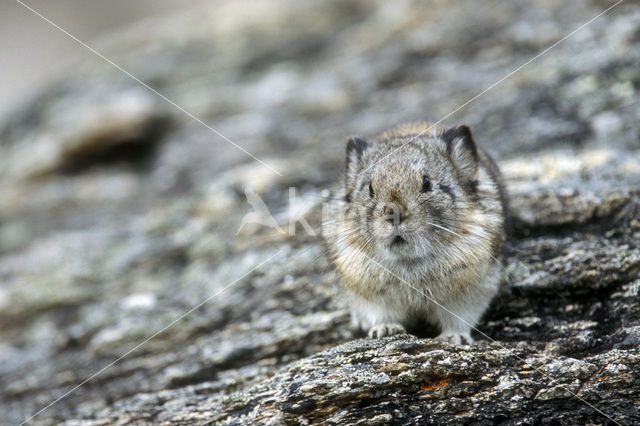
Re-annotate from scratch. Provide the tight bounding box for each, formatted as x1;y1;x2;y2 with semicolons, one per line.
368;181;375;197
421;175;431;193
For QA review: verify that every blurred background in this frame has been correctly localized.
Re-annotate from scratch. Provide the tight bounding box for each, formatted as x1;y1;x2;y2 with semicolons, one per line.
0;0;209;119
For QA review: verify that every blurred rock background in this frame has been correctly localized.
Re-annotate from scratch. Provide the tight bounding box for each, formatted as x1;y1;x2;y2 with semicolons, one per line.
0;0;210;119
0;0;639;424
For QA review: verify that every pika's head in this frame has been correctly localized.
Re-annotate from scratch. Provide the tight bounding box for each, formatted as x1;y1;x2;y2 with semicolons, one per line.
343;124;481;260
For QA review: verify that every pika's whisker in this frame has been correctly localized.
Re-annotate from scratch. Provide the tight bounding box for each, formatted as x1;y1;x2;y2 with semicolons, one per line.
425;221;464;239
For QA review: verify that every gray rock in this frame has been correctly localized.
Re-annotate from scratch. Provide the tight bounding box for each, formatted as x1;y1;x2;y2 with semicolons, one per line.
0;0;639;424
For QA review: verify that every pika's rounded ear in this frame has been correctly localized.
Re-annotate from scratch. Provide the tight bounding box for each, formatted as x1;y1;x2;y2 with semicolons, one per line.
346;137;368;166
443;125;478;181
344;137;369;193
345;136;369;174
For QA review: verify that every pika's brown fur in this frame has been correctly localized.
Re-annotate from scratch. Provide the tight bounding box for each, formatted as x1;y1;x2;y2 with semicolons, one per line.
323;122;506;343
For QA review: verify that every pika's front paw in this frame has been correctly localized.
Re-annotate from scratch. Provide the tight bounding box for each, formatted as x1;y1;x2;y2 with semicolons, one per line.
435;332;473;345
368;323;406;338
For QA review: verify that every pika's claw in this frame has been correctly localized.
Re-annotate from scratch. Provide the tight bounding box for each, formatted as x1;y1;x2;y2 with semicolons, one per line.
435;332;474;345
368;323;406;338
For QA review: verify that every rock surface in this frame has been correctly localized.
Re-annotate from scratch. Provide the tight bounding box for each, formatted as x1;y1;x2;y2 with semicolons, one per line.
1;0;639;424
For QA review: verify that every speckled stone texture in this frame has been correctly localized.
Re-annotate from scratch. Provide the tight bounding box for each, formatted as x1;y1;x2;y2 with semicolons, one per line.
1;0;639;424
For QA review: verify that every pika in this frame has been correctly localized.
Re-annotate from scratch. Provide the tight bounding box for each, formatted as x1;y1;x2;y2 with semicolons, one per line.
323;123;506;344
